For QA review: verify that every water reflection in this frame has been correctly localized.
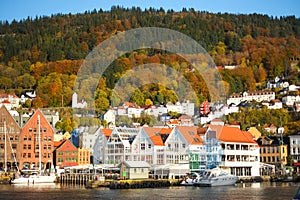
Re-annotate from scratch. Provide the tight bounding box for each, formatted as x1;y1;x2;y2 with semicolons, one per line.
0;182;299;200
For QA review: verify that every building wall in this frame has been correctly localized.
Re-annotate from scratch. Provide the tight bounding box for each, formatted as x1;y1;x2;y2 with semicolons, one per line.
259;145;288;167
54;141;78;168
20;110;54;170
78;148;90;165
0;106;22;171
127;167;149;179
289;135;300;165
220;142;260;176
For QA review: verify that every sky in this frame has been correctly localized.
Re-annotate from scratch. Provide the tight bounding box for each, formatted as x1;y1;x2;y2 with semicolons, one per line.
0;0;299;23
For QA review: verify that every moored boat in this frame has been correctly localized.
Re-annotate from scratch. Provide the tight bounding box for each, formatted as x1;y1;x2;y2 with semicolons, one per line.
194;167;237;187
11;174;56;184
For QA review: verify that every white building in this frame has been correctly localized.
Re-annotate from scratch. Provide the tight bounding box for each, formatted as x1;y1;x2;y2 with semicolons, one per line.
261;99;283;109
227;90;275;106
103;109;116;128
79;126;99;154
144;105;168;117
206;124;260;177
0;93;20;109
166;100;195;116
93;128;112;164
72;92;87;108
131;127;172;165
105;127;140;165
282;95;300;106
289;134;300;167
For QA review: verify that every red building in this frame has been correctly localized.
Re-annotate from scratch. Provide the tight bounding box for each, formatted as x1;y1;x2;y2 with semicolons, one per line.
20;109;54;170
200;101;210;116
0;106;22;171
53;140;78;168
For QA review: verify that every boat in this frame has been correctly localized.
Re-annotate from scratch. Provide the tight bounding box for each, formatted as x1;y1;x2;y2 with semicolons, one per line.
11;172;56;184
180;172;201;186
193;167;237;187
11;115;56;184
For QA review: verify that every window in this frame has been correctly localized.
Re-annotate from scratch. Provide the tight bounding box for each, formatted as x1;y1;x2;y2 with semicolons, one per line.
28;153;31;158
23;144;27;150
23;153;26;158
148;144;151;149
35;153;39;158
29;128;32;132
12;144;17;149
28;145;31;150
141;143;145;150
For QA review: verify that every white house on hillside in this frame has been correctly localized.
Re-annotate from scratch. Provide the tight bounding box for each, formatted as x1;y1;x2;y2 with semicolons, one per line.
227;90;275;106
72;92;87;108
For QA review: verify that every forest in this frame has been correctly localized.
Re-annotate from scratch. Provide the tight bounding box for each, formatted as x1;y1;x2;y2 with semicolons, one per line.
0;7;300;133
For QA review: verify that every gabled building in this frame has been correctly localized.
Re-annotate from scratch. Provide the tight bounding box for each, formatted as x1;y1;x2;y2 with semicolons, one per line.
20;109;55;170
131;127;172;165
165;126;204;168
53;140;78;168
93;128;113;164
0;106;22;171
105;127;140;165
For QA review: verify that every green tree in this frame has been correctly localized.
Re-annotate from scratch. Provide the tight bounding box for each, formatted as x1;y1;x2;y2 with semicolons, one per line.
131;89;144;106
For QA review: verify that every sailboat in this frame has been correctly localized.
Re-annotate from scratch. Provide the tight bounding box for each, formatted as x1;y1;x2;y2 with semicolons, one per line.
11;115;56;184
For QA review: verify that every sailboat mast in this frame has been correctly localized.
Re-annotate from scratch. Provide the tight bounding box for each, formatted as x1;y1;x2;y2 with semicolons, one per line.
38;115;41;173
4;120;7;172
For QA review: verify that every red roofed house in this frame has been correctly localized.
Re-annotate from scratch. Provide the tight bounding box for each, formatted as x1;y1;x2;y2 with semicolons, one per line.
0;93;20;109
131;127;172;165
206;124;260;177
164;126;205;172
53;140;78;168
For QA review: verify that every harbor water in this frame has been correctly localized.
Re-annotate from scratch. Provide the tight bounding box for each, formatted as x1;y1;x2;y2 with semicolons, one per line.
0;182;298;200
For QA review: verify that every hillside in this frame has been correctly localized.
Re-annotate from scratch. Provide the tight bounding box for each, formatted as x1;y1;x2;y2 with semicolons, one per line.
0;6;300;111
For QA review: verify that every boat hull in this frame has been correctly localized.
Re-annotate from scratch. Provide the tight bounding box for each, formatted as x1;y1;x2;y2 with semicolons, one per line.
11;175;56;184
194;176;237;187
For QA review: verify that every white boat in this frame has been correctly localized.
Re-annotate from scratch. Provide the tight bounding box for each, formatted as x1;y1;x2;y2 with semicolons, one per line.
194;167;237;187
11;173;56;184
180;172;201;186
11;115;56;184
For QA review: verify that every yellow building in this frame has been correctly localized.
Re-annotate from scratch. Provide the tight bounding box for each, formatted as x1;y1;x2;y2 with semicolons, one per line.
257;136;288;169
78;148;90;165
